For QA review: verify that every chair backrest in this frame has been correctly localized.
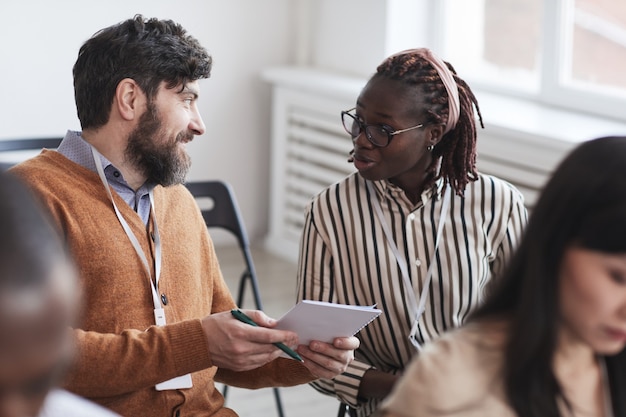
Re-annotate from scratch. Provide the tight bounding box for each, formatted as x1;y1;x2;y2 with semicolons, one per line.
185;184;283;414
184;180;249;250
0;138;63;152
0;137;63;170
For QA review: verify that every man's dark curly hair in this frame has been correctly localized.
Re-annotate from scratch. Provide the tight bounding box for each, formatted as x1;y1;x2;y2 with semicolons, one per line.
73;14;212;130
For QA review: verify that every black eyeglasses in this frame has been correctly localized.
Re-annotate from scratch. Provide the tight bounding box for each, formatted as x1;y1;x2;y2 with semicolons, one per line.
340;107;424;148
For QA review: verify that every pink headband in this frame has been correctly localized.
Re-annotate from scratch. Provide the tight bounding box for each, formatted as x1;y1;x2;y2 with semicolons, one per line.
389;48;460;134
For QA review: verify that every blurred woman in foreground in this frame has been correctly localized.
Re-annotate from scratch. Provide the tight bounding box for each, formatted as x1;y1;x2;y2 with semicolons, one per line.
381;136;626;417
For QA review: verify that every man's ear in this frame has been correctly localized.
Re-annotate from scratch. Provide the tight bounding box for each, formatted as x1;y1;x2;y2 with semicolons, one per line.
115;78;143;121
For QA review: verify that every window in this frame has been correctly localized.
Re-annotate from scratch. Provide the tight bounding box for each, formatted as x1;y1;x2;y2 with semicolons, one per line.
439;0;626;122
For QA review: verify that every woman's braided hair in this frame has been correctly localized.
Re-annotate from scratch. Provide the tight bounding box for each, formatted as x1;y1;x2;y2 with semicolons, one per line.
374;51;484;195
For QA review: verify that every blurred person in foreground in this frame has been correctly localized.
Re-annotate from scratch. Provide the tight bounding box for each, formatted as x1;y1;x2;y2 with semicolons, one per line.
9;15;358;417
296;48;527;416
380;136;626;416
0;172;119;417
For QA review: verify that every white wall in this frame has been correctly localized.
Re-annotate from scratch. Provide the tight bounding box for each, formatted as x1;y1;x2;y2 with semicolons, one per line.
0;0;296;244
294;0;433;78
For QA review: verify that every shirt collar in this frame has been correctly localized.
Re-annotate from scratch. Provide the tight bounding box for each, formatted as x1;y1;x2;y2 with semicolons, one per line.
57;130;156;193
372;177;445;207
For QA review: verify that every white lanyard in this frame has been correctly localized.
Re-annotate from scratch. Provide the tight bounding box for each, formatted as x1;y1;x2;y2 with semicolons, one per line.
91;147;193;390
367;180;450;350
91;147;165;325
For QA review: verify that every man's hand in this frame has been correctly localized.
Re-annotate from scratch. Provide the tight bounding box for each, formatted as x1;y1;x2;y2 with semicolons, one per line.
297;336;359;379
201;310;299;372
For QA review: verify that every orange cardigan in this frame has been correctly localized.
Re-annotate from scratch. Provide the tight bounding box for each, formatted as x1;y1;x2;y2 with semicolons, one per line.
11;151;313;417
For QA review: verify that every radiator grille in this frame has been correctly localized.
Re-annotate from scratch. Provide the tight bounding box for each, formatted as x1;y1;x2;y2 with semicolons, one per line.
475;128;575;211
279;102;355;247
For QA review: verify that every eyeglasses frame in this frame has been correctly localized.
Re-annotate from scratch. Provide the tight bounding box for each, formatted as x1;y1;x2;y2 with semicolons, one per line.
340;107;425;148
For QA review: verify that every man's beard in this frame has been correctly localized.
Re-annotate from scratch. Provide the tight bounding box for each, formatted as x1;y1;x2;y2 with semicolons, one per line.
125;102;193;187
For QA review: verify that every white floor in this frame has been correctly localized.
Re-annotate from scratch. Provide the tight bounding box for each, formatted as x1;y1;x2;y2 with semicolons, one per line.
214;245;342;417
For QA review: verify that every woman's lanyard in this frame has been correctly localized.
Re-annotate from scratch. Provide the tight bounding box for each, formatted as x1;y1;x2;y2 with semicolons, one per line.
91;146;165;326
367;180;450;350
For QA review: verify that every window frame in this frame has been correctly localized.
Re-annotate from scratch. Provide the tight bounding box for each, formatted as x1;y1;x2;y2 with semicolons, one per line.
434;0;626;123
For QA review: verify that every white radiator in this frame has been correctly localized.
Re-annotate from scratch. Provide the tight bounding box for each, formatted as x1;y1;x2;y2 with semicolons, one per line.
262;67;577;263
264;85;356;262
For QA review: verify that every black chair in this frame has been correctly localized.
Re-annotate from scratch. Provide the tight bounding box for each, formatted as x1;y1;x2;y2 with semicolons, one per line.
185;180;286;417
0;137;62;170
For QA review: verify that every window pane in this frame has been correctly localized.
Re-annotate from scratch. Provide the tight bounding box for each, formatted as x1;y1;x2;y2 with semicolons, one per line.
443;0;542;92
569;0;626;96
483;0;541;72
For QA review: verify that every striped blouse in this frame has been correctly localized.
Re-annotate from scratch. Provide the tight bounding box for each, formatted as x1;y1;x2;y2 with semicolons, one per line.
296;171;527;416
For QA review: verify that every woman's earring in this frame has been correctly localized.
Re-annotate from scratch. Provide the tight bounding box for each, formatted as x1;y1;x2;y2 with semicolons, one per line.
427;145;434;152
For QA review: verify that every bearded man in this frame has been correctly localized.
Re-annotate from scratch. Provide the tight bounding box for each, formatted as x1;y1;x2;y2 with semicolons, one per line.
10;15;358;417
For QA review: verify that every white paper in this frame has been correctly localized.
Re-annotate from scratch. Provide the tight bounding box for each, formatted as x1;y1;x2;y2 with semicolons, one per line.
155;373;193;391
275;300;382;345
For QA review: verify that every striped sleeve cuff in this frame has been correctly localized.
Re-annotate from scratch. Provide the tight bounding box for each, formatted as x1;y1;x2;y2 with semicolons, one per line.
311;359;372;408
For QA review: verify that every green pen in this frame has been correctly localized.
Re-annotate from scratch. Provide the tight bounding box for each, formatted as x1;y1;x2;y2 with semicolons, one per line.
230;309;304;362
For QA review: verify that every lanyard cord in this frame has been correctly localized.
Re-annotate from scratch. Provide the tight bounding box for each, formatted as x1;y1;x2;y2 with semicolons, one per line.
367;180;450;350
91;147;193;389
91;146;163;312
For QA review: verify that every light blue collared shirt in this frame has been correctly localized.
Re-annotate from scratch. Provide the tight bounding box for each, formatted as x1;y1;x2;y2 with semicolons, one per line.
57;130;154;225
